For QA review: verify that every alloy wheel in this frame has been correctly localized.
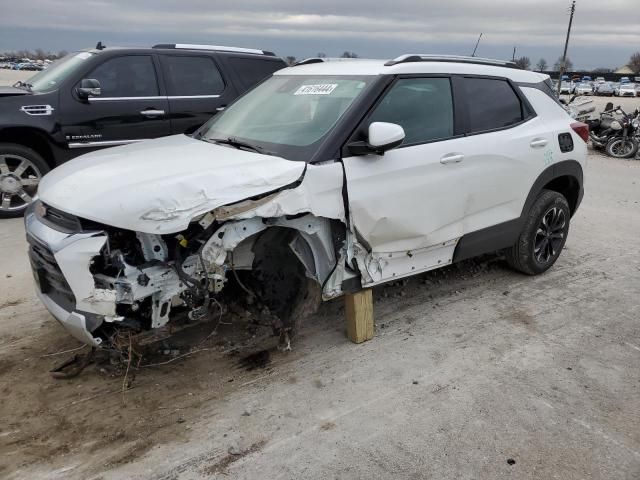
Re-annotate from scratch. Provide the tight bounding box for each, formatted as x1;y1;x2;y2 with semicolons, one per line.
0;154;41;213
534;207;566;264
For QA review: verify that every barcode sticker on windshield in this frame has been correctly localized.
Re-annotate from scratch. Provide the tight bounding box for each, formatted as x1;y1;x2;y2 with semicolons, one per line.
294;84;338;95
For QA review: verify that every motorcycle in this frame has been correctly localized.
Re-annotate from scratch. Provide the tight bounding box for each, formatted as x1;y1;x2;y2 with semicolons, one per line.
587;103;639;159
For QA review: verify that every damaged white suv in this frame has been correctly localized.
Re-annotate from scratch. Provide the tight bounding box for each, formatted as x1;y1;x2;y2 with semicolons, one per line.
26;55;587;347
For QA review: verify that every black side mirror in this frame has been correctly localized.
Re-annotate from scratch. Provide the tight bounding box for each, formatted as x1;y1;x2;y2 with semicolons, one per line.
77;78;101;100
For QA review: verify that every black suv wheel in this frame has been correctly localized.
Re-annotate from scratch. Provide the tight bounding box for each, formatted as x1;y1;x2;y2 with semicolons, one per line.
506;190;571;275
0;143;49;218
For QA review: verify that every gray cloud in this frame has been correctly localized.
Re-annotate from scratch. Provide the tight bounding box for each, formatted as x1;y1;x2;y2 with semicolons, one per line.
1;0;638;69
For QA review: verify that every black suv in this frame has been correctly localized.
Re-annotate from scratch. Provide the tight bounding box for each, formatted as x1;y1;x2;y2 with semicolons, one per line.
0;43;286;217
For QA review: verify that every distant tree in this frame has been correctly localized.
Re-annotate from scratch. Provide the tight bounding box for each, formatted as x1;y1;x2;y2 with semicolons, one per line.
535;58;548;72
340;51;359;58
629;52;640;74
34;48;46;60
554;56;573;72
592;67;612;74
317;52;327;58
514;56;531;70
285;56;297;66
56;50;68;58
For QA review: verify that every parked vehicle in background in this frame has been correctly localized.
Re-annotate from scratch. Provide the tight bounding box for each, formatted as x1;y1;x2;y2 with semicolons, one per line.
615;83;637;97
595;76;605;83
24;54;587;348
574;82;593;95
559;81;573;94
0;43;287;217
562;95;595;122
595;82;614;96
619;77;630;84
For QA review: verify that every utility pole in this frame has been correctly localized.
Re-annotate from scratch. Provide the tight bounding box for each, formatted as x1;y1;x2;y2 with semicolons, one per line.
471;33;483;57
512;46;516;62
557;0;576;96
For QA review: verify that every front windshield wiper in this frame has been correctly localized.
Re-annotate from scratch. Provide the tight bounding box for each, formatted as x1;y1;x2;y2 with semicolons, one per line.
12;81;32;91
207;137;274;156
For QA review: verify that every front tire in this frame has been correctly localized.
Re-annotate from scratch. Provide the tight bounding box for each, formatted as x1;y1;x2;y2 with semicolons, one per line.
605;137;639;159
0;143;49;218
506;190;570;275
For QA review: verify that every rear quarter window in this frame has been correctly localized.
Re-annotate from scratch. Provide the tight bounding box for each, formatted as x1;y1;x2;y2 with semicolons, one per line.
163;56;225;96
228;57;285;90
463;77;525;133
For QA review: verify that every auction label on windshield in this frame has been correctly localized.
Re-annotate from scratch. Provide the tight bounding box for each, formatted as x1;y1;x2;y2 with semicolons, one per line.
294;84;338;95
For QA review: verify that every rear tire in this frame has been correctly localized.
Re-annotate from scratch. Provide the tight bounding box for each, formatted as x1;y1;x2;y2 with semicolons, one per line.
506;190;570;275
0;143;49;218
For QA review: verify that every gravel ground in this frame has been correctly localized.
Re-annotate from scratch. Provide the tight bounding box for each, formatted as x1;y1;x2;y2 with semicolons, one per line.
0;69;34;85
0;149;638;480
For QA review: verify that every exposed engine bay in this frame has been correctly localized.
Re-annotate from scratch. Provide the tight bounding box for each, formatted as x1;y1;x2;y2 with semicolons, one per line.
27;196;353;349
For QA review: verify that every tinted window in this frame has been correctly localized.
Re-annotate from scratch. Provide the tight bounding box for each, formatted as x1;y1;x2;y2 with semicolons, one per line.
368;78;454;145
463;78;523;132
228;57;284;90
88;55;158;97
163;56;224;96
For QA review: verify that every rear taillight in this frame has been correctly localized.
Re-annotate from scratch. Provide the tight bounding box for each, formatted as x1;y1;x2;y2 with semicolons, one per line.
571;121;589;143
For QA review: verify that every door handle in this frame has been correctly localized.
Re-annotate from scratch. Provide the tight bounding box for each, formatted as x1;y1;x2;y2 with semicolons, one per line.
440;153;464;164
530;138;548;148
140;109;165;117
216;106;226;112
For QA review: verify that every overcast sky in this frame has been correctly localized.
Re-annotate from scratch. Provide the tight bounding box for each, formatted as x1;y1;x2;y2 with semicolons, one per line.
1;0;638;70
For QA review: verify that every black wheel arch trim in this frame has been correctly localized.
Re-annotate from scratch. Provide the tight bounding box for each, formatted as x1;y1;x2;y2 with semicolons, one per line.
453;160;583;263
520;160;583;218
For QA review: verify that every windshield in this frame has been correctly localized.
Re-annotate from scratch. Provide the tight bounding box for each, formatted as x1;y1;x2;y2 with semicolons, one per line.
199;75;374;160
21;52;94;93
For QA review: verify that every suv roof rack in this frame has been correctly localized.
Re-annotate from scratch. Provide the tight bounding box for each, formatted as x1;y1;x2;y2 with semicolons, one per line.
152;43;275;56
384;54;519;69
293;57;374;66
294;58;326;66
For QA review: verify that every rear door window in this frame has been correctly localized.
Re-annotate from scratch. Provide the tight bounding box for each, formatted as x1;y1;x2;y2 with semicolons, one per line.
463;78;524;133
87;55;159;97
162;56;225;96
228;57;284;90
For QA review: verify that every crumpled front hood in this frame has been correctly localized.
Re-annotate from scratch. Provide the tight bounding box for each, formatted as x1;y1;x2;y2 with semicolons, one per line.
38;135;307;234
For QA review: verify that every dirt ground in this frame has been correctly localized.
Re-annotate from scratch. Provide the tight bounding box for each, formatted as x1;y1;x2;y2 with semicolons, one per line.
0;78;639;479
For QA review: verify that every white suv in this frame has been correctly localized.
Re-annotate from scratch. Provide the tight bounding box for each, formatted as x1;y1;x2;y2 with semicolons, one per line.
25;55;587;347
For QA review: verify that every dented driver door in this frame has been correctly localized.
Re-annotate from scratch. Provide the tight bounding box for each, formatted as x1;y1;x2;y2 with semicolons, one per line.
342;77;470;285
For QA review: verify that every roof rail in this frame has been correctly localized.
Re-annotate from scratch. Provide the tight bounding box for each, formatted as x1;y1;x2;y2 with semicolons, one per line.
152;44;275;56
293;57;375;66
385;54;519;69
293;57;326;66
